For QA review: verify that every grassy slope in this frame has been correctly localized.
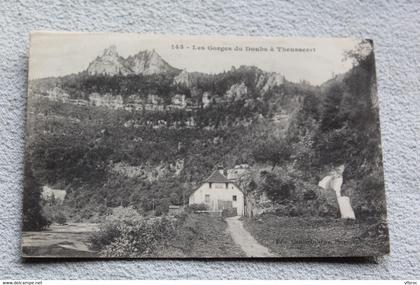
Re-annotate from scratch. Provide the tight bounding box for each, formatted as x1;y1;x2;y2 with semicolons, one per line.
244;214;389;257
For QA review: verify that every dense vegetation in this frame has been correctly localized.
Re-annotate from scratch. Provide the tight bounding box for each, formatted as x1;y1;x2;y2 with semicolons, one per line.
89;207;244;257
24;41;386;229
22;161;50;230
284;44;386;218
26;74;311;222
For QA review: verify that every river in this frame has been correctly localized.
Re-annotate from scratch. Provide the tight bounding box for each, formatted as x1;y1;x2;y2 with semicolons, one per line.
22;223;100;258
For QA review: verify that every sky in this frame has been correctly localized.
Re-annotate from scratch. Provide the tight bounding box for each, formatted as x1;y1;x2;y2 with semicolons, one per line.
29;32;364;85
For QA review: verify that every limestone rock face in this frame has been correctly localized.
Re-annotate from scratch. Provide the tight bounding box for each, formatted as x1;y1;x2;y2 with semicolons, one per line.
87;46;176;76
87;45;131;76
173;69;192;87
226;82;247;101
257;72;285;93
126;50;176;75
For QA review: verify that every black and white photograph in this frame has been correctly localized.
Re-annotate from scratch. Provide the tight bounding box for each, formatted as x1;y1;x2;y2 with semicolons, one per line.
22;33;389;258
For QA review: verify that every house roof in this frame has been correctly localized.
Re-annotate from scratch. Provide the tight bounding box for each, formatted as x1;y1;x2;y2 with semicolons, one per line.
188;170;245;198
204;170;231;183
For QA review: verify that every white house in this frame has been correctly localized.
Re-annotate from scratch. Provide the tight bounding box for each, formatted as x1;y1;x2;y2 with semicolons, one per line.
189;169;244;216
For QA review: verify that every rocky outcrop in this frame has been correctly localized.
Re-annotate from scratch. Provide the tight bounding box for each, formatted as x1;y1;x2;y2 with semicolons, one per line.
126;49;176;75
235;164;340;218
257;72;285;93
87;46;177;76
173;69;192;87
226;82;247;101
111;160;184;182
87;45;131;76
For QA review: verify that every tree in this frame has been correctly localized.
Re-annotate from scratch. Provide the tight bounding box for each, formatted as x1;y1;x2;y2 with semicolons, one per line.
260;172;294;203
252;137;291;171
315;39;380;177
169;192;180;205
320;83;344;132
344;39;374;68
22;160;50;231
155;198;170;216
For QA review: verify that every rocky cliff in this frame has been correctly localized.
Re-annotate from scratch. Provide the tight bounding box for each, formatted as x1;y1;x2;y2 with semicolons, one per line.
126;49;177;75
87;45;131;76
87;45;178;76
257;72;285;93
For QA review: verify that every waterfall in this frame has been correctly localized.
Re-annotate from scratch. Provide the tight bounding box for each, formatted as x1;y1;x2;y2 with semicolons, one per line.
318;166;356;219
337;196;356;219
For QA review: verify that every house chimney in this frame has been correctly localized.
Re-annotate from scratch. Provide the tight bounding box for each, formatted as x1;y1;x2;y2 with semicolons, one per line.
218;166;224;175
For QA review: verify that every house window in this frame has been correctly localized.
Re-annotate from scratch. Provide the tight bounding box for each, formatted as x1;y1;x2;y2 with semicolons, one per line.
205;194;210;203
232;195;237;201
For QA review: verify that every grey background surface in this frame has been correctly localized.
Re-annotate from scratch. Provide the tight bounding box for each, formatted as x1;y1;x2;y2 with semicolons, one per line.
0;0;419;279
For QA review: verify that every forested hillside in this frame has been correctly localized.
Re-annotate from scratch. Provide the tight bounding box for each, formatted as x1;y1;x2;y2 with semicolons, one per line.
284;45;385;218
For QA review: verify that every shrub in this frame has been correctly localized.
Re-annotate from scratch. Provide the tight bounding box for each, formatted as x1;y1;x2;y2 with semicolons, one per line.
104;217;176;257
351;174;386;219
89;206;177;257
222;208;237;217
155;198;170;216
303;189;317;200
89;221;122;251
261;172;294;203
185;203;208;212
170;192;180;205
55;212;67;225
106;206;143;224
22;161;51;231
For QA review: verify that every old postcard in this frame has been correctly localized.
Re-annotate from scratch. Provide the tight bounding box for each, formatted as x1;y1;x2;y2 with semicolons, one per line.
22;32;389;258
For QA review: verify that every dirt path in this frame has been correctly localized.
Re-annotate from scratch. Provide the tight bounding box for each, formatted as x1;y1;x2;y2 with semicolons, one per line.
225;216;273;257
